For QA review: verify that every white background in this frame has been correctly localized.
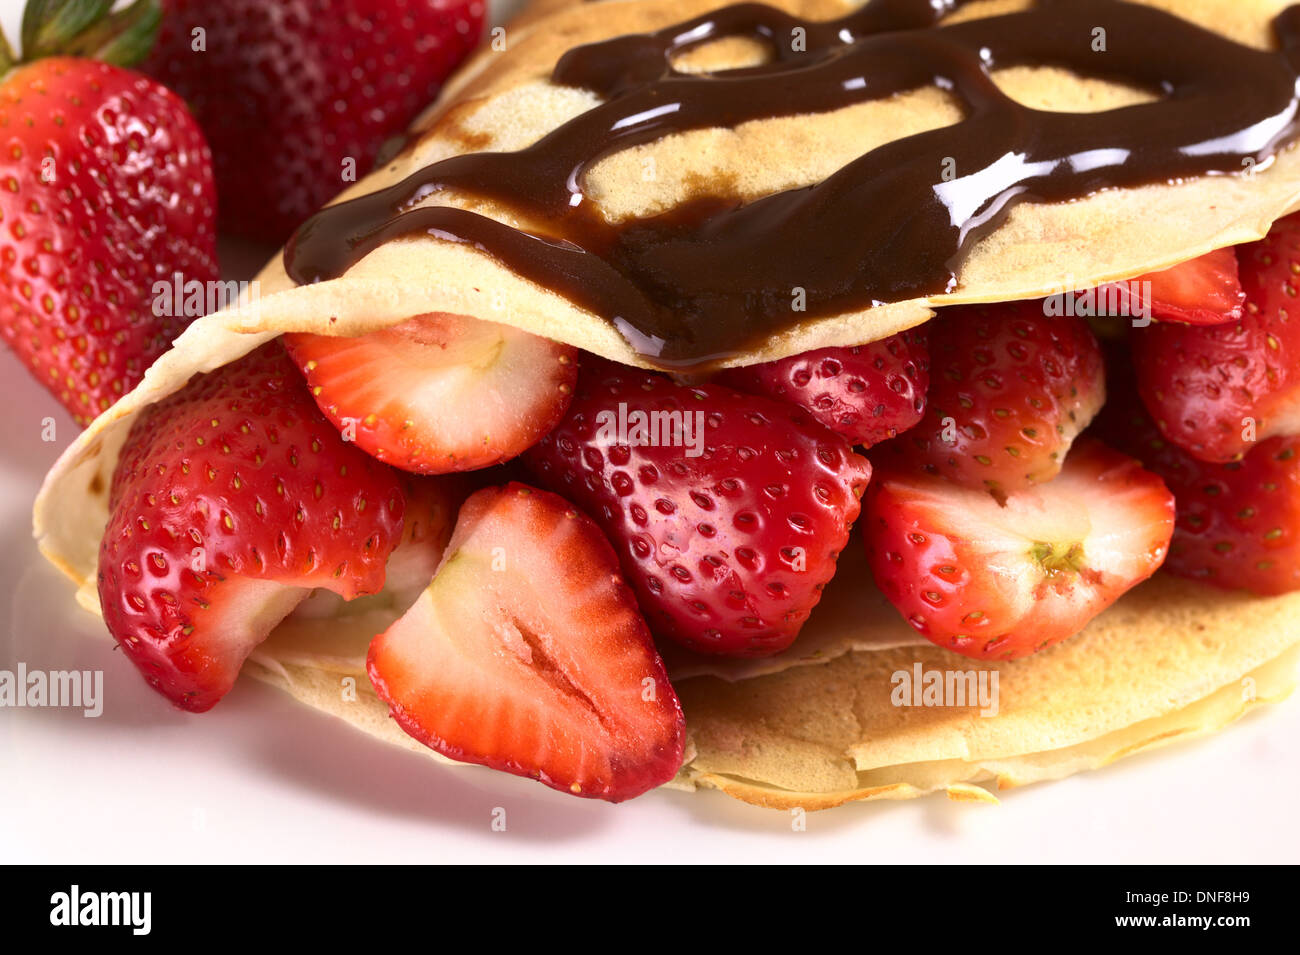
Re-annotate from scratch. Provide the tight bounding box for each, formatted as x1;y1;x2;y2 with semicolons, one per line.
2;0;1299;864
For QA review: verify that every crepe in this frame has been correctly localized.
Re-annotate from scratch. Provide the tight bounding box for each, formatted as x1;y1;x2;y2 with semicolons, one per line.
31;0;1300;808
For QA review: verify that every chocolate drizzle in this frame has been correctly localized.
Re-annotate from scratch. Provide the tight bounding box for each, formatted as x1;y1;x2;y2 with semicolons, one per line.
284;0;1300;367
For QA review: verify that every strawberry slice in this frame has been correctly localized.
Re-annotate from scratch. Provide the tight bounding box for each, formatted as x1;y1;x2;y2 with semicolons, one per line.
865;439;1174;660
283;313;578;475
289;475;465;622
1115;247;1245;326
98;344;407;712
368;483;686;801
714;329;929;448
525;359;871;657
885;302;1104;494
1132;213;1300;462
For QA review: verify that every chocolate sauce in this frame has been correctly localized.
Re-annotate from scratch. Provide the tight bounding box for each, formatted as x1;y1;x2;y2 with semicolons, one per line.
285;0;1300;367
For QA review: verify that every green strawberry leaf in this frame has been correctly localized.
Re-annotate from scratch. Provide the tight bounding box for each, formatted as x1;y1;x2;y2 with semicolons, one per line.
17;0;159;67
21;0;113;60
64;0;162;67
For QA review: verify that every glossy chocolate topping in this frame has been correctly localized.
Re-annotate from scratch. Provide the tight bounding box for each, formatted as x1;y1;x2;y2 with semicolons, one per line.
285;0;1300;367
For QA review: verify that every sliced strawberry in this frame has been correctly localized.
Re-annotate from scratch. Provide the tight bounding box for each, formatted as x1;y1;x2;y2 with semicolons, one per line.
714;329;929;448
368;483;685;801
525;359;870;657
289;475;465;621
885;302;1104;494
283;313;578;475
1115;247;1245;326
98;344;407;712
1132;214;1300;463
1093;361;1300;594
865;439;1174;660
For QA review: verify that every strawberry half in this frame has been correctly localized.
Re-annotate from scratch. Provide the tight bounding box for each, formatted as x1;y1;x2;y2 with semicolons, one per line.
865;439;1174;660
1132;214;1300;463
714;329;929;448
1105;247;1246;326
525;359;870;657
368;483;686;802
1093;360;1300;594
98;344;407;712
289;474;465;622
283;314;577;475
885;302;1104;494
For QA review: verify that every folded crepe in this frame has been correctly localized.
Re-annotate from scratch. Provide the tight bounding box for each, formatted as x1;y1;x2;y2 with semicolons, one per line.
32;0;1300;808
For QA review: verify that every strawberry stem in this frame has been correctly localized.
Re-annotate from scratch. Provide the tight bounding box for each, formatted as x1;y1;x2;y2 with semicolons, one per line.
1031;540;1086;576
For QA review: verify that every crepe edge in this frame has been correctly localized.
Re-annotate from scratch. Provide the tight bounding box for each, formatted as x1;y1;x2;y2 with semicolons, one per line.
234;622;1300;811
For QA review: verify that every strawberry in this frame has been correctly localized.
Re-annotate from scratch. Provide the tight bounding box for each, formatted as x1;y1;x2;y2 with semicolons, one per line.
885;302;1104;494
1131;214;1300;463
524;360;870;657
368;483;685;801
289;473;465;620
714;329;929;448
1092;360;1300;594
283;313;577;474
1105;247;1245;325
142;0;485;244
0;2;218;426
98;343;407;712
865;439;1174;660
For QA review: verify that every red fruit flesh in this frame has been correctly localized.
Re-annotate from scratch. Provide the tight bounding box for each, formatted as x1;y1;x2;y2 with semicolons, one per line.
1132;213;1300;463
289;475;465;622
98;344;407;711
865;439;1174;660
1122;247;1245;325
368;483;685;801
283;313;578;475
525;359;870;657
715;329;929;448
887;301;1104;494
0;58;217;425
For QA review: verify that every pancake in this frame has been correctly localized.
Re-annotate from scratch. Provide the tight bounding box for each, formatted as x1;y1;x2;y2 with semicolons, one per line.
31;0;1300;808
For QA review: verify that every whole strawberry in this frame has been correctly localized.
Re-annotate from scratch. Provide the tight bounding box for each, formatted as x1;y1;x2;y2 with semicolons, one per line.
143;0;485;244
525;359;870;657
0;0;218;425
